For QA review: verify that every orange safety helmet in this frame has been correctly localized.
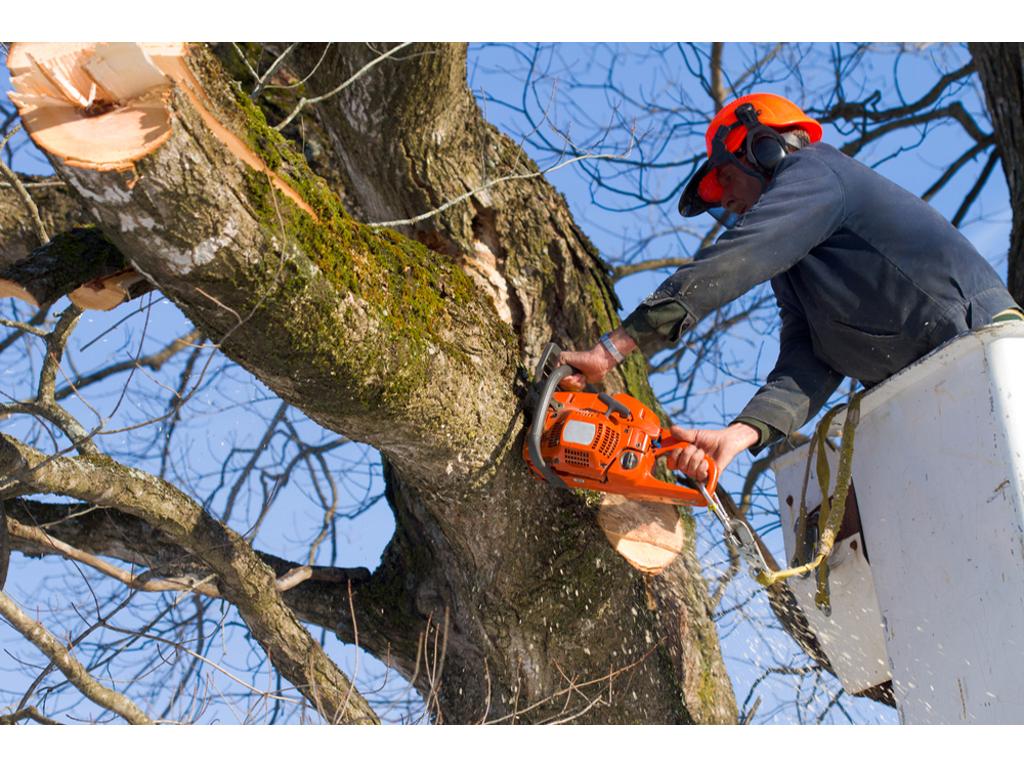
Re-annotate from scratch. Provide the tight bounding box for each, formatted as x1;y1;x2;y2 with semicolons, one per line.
679;93;823;221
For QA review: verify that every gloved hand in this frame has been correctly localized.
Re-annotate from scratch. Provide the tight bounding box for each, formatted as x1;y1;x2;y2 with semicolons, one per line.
558;328;637;390
666;423;759;483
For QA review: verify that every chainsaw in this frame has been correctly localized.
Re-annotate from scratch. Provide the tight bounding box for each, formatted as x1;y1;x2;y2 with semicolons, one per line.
522;342;772;579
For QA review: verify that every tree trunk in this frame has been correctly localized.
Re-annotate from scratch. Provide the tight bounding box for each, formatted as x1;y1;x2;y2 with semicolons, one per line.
9;42;736;723
969;43;1024;302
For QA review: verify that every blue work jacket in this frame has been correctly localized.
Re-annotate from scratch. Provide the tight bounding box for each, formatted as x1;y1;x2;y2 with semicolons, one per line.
621;142;1017;446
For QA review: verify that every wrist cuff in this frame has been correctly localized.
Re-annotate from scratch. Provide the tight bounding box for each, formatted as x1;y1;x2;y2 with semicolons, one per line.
731;417;782;456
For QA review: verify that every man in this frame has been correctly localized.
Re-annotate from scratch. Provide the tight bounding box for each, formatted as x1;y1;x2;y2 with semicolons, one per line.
561;93;1021;482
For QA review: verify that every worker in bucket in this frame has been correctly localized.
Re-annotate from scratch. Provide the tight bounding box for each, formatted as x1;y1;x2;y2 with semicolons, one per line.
560;93;1022;482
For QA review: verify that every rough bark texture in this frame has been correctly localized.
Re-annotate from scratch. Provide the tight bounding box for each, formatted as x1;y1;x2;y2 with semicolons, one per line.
0;177;88;266
9;42;736;723
970;43;1024;302
0;227;147;306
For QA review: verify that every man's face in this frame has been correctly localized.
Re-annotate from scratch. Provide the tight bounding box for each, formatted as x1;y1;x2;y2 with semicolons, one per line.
716;161;764;216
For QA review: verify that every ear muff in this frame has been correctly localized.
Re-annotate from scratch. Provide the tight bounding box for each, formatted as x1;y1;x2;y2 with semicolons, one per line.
747;127;787;172
734;103;788;173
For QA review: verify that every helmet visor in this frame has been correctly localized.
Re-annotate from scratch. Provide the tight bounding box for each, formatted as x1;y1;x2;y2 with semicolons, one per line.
678;159;717;217
678;122;747;218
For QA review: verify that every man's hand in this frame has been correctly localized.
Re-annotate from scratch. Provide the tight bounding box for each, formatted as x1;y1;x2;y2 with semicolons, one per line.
666;422;760;483
559;328;637;390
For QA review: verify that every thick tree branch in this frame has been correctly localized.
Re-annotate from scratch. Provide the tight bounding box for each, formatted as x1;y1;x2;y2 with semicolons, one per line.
969;43;1024;301
2;497;423;681
0;435;379;724
12;43;517;487
0;227;151;309
7;41;738;724
0;174;87;268
275;42;415;130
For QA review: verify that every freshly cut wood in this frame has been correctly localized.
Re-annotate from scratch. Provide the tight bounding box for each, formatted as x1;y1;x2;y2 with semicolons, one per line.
597;495;685;575
5;42;739;723
67;268;146;310
0;278;38;306
0;227;147;310
7;42;315;216
6;43;179;172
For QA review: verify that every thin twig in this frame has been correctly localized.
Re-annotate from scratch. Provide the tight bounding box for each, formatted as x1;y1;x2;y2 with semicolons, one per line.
252;43;300;99
368;146;633;229
263;44;332;93
0;591;153;724
230;43;261;85
275;43;415;131
0;316;48;338
0;125;49;247
55;329;202;402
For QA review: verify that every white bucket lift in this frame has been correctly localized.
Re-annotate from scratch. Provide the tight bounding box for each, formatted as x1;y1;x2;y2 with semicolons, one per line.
771;322;1024;724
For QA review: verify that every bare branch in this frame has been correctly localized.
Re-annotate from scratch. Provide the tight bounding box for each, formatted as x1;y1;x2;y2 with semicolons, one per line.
613;257;694;280
6;516;221;597
0;706;62;725
952;148;1000;228
368;147;634;229
54;329;202;402
709;43;726;112
0;125;48;248
0;434;380;724
251;43;300;98
0;591;153;724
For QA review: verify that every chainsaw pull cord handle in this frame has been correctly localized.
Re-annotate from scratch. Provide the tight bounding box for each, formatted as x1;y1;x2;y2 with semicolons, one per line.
526;362;576;489
651;429;720;497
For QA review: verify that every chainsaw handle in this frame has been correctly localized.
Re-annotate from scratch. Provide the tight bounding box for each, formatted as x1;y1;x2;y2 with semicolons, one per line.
652;429;720;496
598;392;630;418
526;357;575;489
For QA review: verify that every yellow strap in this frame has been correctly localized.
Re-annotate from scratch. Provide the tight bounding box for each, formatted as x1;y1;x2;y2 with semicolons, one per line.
993;307;1024;323
755;391;863;596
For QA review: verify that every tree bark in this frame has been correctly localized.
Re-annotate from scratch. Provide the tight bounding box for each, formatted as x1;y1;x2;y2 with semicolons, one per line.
969;43;1024;302
9;42;736;723
0;176;88;266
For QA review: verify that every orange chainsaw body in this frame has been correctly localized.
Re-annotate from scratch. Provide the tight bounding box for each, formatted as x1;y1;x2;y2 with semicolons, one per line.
522;344;718;506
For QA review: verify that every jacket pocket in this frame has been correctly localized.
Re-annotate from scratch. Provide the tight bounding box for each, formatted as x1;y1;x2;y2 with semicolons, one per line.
816;318;918;384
